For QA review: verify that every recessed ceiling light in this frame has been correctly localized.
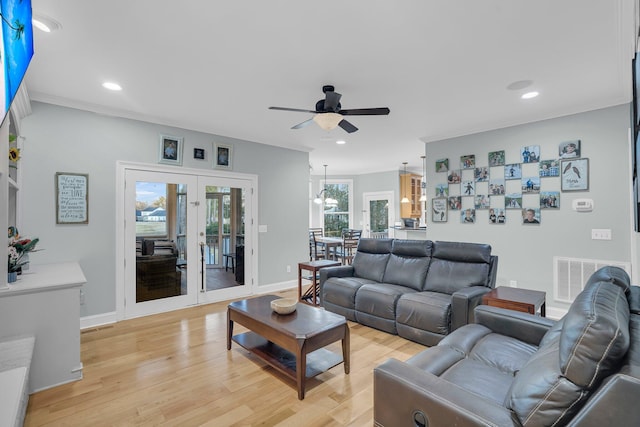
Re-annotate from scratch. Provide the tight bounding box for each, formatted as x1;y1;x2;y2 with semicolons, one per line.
32;14;62;32
521;91;539;99
336;140;346;145
102;82;122;91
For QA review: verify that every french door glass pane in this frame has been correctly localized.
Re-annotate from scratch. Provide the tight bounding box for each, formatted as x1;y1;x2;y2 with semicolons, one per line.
135;181;187;303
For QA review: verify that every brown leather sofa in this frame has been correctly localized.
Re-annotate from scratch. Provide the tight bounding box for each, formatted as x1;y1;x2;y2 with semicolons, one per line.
373;266;640;426
319;239;498;346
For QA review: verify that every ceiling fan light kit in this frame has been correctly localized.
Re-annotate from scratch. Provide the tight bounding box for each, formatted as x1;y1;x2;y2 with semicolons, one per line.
269;85;390;134
313;113;343;131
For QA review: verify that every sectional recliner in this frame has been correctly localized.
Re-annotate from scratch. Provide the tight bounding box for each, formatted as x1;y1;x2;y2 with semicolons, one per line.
319;238;498;346
373;265;640;426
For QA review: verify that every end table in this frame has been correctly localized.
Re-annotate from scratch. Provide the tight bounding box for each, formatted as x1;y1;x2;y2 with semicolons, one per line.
298;260;341;306
482;286;546;317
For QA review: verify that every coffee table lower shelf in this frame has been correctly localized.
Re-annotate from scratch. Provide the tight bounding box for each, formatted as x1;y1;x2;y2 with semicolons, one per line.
232;331;344;380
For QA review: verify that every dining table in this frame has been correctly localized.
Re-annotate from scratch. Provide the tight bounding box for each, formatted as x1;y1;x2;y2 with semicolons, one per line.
316;236;343;262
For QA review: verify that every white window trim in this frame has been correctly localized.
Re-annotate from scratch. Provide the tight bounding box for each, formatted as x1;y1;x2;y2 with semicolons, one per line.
319;178;354;231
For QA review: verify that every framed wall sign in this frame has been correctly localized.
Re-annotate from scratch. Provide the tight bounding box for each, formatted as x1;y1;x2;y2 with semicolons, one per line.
432;198;447;222
561;158;589;191
56;172;89;224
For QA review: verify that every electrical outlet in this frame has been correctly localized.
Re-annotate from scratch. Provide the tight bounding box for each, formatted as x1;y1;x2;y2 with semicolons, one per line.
591;229;612;240
79;290;85;305
509;280;518;288
286;265;291;273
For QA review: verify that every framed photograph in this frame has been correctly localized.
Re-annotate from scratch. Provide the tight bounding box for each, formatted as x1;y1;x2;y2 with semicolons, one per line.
521;145;540;163
462;180;475;196
539;159;560;177
505;193;522;209
559;140;581;159
448;196;462;210
436;158;449;172
489;178;505;195
474;194;490;209
55;172;89;224
447;169;461;184
214;143;233;170
158;135;183;165
561;158;589;191
521;176;541;194
488;150;505;166
540;191;560;209
474;166;489;182
489;208;506;224
522;207;541;225
460;154;475;169
432;198;448;222
504;163;522;180
461;208;476;224
194;148;205;160
435;183;449;197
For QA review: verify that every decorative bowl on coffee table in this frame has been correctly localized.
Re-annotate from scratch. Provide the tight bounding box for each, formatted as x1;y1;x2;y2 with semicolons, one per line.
270;298;297;315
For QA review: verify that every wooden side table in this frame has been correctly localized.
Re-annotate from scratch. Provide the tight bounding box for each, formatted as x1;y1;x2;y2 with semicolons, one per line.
482;286;546;317
298;260;341;306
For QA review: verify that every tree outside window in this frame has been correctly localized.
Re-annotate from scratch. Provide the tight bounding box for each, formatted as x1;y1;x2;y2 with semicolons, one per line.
323;182;350;237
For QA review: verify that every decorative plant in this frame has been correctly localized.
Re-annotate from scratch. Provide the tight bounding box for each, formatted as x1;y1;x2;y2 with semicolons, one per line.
8;226;39;273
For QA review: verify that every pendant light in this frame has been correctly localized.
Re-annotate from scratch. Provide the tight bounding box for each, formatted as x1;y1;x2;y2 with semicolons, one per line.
419;155;427;202
401;162;410;204
313;165;338;206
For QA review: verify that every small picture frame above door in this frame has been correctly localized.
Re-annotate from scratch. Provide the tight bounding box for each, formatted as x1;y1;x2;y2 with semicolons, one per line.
158;135;183;166
214;143;233;170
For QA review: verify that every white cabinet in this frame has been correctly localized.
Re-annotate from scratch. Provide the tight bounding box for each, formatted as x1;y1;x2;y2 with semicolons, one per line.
0;262;86;392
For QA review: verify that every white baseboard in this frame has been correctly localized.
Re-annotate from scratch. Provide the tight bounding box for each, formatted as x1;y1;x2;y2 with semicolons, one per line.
545;306;567;321
80;312;117;330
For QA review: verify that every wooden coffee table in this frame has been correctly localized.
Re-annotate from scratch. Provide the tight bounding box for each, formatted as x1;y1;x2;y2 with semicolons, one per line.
227;294;350;399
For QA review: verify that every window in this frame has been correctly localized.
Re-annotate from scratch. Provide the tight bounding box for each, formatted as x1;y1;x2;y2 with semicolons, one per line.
322;180;353;237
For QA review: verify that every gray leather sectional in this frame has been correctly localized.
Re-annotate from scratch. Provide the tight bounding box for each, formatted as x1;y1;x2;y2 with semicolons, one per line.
373;266;640;426
319;238;498;346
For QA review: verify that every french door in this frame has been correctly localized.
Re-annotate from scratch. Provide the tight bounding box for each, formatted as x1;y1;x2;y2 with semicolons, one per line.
362;191;395;238
121;167;254;319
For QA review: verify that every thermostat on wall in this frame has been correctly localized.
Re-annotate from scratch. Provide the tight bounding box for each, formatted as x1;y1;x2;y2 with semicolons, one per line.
572;198;593;212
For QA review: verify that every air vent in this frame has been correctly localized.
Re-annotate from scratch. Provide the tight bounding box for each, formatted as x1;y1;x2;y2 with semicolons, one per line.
554;256;631;303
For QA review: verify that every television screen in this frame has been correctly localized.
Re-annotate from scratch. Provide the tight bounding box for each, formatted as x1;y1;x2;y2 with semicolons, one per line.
0;0;33;126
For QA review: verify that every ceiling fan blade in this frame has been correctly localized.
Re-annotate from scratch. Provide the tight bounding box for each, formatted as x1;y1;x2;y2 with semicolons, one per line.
269;106;316;114
338;119;358;133
291;118;314;129
324;91;342;111
339;107;390;116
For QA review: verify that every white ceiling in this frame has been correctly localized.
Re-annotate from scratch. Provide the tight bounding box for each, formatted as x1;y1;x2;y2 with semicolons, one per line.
25;1;636;175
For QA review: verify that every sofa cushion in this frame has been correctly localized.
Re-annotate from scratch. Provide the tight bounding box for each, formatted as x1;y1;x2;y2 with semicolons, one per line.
382;240;432;291
506;273;631;426
355;283;416;320
396;291;452;336
352;238;393;282
559;279;630;388
440;359;515;406
423;241;492;295
322;277;377;309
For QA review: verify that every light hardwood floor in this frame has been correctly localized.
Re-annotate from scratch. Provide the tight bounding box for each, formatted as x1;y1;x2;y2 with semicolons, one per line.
25;290;426;426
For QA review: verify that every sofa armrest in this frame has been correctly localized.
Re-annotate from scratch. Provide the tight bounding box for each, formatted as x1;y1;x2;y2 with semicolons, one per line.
319;265;355;296
450;286;492;331
319;265;354;283
374;358;518;427
474;305;555;346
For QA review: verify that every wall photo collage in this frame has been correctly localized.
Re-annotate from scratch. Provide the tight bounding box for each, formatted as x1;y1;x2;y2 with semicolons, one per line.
432;140;586;226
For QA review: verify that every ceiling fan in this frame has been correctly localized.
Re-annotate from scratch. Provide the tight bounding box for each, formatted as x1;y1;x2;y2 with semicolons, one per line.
269;85;390;134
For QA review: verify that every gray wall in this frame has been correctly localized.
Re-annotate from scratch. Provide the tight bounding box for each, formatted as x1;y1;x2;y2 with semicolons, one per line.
20;102;309;317
425;104;632;312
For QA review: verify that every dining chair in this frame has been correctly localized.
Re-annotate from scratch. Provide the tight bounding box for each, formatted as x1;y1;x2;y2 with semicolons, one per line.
339;229;362;264
309;228;325;261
